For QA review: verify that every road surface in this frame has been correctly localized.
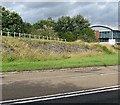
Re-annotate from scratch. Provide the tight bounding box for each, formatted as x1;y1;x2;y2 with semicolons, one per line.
1;86;120;104
19;89;120;104
1;66;119;103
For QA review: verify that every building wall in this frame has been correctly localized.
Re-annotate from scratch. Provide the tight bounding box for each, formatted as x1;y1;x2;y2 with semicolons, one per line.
113;30;120;43
95;30;99;39
95;30;120;44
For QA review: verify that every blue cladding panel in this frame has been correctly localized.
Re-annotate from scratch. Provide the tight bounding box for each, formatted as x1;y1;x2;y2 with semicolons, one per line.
99;39;109;42
113;30;120;38
99;31;112;38
99;30;120;43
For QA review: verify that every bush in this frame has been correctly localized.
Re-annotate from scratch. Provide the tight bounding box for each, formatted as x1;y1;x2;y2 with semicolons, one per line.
3;55;17;62
99;46;112;54
60;32;77;42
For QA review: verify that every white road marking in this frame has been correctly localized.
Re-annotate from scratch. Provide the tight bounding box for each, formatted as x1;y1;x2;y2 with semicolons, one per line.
1;85;119;104
15;87;119;104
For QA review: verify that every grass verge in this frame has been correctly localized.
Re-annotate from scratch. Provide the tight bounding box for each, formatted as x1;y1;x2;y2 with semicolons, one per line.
1;54;118;72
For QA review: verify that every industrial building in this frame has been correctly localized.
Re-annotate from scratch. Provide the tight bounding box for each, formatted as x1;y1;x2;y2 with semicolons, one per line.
90;25;120;45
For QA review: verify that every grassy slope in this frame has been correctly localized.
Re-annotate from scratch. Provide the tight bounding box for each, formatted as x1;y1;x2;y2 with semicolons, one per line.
1;36;119;72
2;53;118;72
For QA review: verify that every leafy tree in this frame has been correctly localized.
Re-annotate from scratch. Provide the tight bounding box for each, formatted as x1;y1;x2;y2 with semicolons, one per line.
55;15;94;42
72;15;90;30
55;15;90;33
0;6;2;30
33;17;56;29
32;17;57;37
55;16;72;33
2;6;24;33
1;5;97;42
23;22;32;33
75;27;97;42
62;31;76;42
31;26;58;38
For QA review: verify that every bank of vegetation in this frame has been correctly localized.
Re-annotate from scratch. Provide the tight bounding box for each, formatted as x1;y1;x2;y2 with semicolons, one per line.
0;6;119;72
1;36;118;72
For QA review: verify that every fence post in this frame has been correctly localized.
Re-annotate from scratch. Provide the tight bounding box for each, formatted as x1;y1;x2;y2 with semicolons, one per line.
22;33;24;38
24;33;26;38
14;32;16;37
58;38;59;41
0;30;2;36
7;32;9;36
43;36;44;40
26;33;27;38
34;35;35;39
19;33;21;38
23;33;25;38
39;35;40;39
29;34;31;38
64;39;66;42
50;37;51;40
36;35;38;39
47;36;48;40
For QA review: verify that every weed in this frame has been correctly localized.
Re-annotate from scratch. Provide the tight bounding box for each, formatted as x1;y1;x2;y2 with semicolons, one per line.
3;55;17;63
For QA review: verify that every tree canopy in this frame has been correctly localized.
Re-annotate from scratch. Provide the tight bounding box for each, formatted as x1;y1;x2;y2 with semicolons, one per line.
2;6;25;33
1;6;97;42
55;15;96;41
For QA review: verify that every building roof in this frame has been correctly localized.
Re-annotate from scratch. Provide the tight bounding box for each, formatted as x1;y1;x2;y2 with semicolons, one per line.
90;24;120;31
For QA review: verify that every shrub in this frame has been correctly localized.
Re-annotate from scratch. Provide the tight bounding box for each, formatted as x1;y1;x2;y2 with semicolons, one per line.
99;46;112;54
3;55;17;62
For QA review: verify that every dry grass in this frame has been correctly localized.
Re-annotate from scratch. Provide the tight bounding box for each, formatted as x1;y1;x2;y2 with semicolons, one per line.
69;51;102;58
1;36;118;63
97;43;117;53
1;37;119;71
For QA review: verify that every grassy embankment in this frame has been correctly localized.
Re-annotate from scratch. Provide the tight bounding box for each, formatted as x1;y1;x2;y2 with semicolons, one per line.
1;36;119;72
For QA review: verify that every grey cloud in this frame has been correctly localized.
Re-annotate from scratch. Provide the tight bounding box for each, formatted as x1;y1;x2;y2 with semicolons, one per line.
24;2;64;9
1;2;118;28
69;2;118;27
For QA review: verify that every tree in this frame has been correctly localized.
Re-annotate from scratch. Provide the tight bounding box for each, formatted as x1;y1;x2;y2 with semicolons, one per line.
1;5;96;42
55;16;73;33
23;22;32;33
0;6;2;30
31;26;58;37
62;31;76;42
76;28;97;42
2;6;24;33
72;15;90;30
55;15;93;42
32;17;57;37
33;17;56;30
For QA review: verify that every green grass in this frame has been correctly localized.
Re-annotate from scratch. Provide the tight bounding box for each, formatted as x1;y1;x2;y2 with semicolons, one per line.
2;54;118;72
1;36;119;72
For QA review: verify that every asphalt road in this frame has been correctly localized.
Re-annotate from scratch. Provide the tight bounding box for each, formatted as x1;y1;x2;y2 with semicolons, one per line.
1;87;119;105
1;66;119;103
24;89;120;104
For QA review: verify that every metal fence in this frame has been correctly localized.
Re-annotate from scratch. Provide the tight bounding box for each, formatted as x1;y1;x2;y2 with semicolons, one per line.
0;30;66;42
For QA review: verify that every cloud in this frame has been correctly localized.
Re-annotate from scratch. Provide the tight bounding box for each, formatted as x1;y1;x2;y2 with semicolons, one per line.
1;0;119;2
1;1;118;29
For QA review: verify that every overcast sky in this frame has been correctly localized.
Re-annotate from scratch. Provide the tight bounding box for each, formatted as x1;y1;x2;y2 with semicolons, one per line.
1;0;119;29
